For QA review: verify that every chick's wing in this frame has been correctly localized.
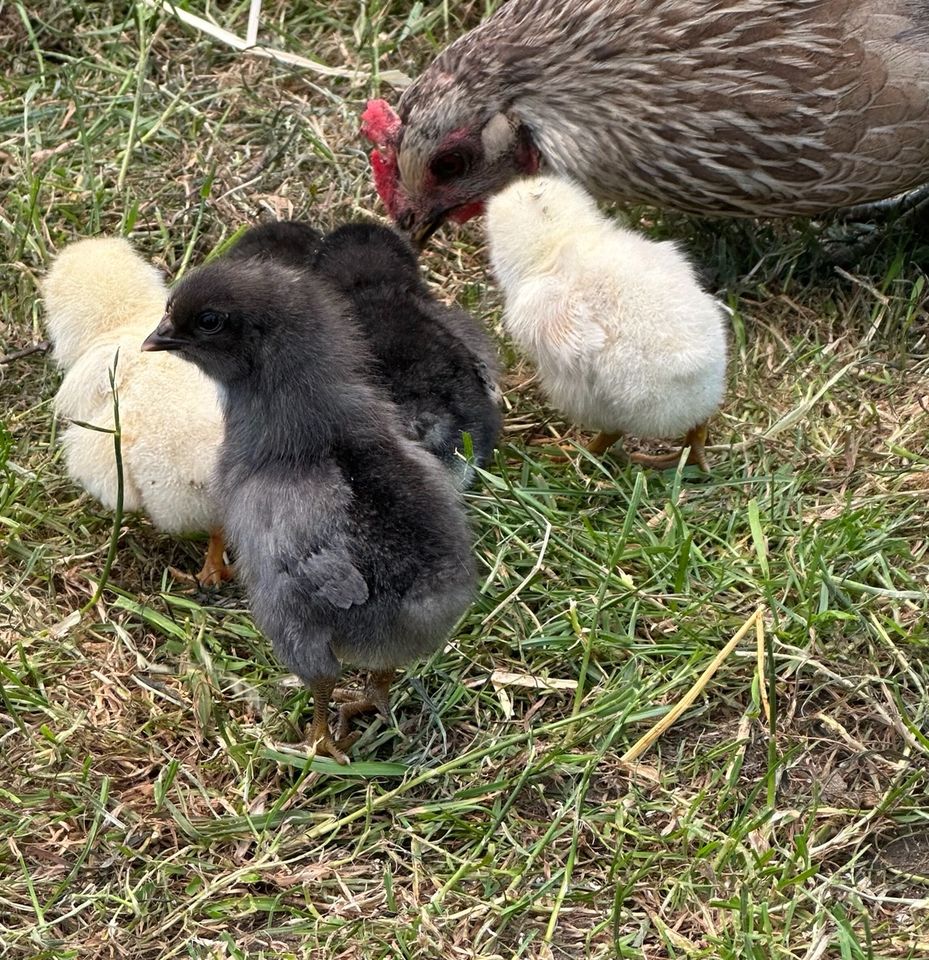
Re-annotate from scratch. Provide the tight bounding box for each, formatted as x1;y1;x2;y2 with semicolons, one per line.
290;550;369;609
511;276;608;364
225;466;369;611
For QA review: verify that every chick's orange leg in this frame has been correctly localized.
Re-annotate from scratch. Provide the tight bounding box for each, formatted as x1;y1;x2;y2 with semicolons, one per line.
586;431;623;455
333;670;395;741
308;679;360;765
630;423;711;472
197;528;234;586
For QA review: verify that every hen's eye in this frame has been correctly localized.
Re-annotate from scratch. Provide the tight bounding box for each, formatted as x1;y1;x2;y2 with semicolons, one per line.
430;151;469;182
196;310;226;334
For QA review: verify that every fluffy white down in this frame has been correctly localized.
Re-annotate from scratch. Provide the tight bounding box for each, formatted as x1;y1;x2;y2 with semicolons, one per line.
43;238;224;534
486;176;728;439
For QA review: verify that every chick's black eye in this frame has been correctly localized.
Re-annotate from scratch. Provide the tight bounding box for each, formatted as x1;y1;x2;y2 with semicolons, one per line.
196;310;226;334
429;151;469;182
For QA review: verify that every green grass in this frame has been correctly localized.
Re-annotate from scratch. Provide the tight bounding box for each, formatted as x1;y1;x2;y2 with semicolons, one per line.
2;1;929;957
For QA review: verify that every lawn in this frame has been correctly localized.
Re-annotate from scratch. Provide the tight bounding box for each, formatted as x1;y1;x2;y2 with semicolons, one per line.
1;2;928;958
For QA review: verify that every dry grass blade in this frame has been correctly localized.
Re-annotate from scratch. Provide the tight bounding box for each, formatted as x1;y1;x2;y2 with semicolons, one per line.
620;607;764;764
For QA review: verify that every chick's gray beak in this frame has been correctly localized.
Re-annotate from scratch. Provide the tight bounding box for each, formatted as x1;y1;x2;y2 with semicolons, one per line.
142;317;183;352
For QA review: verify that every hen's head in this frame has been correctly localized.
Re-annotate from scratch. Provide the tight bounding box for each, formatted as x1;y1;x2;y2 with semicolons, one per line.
361;84;539;247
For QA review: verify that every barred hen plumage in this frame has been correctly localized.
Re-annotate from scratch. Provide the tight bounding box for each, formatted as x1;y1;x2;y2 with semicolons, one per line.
362;0;929;245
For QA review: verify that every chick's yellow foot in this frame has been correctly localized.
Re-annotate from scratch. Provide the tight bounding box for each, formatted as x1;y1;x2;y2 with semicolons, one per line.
197;529;234;586
332;670;395;741
308;680;360;765
630;423;710;472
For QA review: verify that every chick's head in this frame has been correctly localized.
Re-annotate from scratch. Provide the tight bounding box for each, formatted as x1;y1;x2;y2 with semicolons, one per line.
225;221;323;269
43;237;167;369
315;222;420;292
143;260;315;383
486;175;604;283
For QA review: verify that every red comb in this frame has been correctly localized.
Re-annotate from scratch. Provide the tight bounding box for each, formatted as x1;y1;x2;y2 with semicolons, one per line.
361;99;402;150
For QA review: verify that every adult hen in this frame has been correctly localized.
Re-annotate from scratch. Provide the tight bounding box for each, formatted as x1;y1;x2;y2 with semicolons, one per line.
142;259;476;763
362;0;929;244
487;177;728;468
43;238;230;585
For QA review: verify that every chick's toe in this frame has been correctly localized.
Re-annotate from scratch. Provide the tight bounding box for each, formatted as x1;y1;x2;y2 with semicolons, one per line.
630;424;711;472
333;670;395;741
311;727;361;765
308;679;360;765
196;529;234;586
586;431;623;455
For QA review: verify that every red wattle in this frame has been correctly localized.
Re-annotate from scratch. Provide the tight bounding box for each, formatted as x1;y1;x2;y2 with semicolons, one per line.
370;149;400;217
449;201;485;224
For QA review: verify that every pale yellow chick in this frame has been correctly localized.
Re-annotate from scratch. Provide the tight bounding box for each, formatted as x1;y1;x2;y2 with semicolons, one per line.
487;176;728;469
43;237;230;584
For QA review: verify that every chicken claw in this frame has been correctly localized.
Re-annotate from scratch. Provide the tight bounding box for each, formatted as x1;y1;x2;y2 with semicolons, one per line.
629;423;710;472
310;726;361;766
332;670;395;741
196;528;234;586
586;431;623;455
308;679;361;765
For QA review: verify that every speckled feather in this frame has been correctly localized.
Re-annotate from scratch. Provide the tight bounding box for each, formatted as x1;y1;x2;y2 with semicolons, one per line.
397;0;929;215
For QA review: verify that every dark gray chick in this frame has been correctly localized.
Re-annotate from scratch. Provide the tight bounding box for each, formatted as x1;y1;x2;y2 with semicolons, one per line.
315;223;502;488
227;219;502;488
141;259;476;763
223;220;323;269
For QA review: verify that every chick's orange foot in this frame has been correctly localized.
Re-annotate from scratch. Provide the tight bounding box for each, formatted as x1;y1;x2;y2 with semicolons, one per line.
629;424;711;473
196;529;234;587
586;431;623;456
197;563;235;588
333;670;395;742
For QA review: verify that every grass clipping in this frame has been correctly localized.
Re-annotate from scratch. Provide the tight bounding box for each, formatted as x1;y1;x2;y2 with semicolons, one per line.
620;607;765;764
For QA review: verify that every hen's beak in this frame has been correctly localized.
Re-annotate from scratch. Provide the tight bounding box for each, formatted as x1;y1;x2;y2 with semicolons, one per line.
400;209;444;251
142;317;184;352
405;200;486;249
409;218;443;250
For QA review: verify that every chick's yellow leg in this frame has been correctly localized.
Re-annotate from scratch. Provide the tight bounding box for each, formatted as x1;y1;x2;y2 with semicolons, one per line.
586;431;623;455
630;422;711;472
332;670;395;741
308;679;360;765
686;422;711;472
197;528;234;586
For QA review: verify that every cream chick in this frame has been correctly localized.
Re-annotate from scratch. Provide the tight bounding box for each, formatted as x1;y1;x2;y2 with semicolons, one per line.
43;237;230;584
486;176;728;468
